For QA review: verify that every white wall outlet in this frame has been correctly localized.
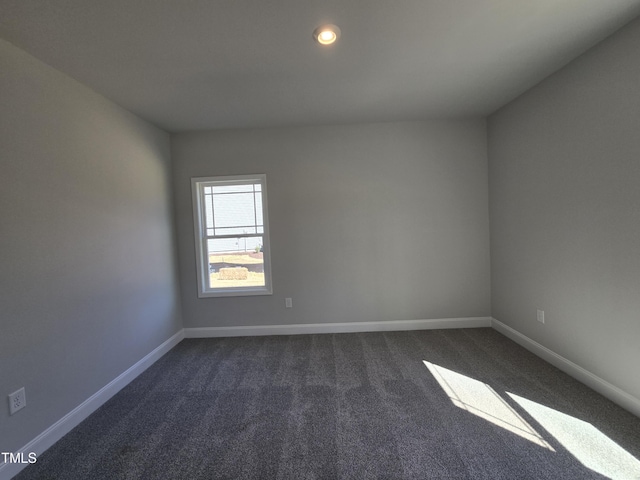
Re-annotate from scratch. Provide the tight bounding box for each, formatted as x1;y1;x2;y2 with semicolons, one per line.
9;387;26;415
537;309;545;324
285;297;293;308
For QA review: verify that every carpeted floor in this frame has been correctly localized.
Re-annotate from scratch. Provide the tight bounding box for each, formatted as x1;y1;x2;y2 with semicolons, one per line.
15;328;640;479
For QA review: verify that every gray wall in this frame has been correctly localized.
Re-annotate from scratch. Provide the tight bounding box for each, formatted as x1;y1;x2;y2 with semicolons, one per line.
0;39;182;453
172;120;491;328
488;17;640;400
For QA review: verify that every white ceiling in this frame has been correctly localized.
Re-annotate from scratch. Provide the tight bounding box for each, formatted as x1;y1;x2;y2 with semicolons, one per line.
1;0;640;132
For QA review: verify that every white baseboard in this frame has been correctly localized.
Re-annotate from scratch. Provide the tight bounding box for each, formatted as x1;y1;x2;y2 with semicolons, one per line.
0;330;185;480
185;317;492;338
491;317;640;418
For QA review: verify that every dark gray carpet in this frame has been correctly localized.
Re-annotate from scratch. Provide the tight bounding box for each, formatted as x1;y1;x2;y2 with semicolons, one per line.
15;328;640;479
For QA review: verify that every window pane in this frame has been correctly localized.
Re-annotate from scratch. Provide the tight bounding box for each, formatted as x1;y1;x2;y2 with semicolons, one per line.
212;184;256;194
204;193;214;230
254;193;263;226
213;192;257;229
214;226;258;236
206;237;265;289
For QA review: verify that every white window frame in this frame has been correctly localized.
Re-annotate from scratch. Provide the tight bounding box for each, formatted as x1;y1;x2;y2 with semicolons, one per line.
191;174;273;298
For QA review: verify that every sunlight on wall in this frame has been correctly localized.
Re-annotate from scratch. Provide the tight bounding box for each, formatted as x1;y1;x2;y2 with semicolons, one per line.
508;393;640;479
423;361;554;450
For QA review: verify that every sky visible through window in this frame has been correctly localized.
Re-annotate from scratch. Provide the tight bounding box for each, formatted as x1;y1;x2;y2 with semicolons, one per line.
204;183;263;253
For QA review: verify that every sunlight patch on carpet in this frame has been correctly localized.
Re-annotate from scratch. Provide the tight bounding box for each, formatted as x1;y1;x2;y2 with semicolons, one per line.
508;392;640;479
423;361;554;450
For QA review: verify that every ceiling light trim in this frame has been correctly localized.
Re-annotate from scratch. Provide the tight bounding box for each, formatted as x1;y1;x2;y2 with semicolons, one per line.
313;24;341;45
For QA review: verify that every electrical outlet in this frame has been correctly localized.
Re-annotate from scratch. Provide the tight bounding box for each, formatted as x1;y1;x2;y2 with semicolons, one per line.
9;387;26;415
285;297;293;308
537;309;545;324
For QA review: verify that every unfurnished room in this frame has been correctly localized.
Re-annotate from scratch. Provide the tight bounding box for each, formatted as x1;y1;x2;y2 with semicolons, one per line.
1;1;640;479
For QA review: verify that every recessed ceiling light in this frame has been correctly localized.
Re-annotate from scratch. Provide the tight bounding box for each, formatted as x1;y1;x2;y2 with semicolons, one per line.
313;24;341;45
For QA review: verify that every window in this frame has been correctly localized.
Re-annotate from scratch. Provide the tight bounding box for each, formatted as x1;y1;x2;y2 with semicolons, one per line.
191;174;272;297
